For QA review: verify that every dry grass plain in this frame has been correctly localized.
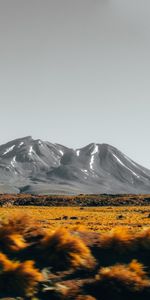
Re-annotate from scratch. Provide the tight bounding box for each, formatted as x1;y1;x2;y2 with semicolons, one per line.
0;206;150;233
0;207;150;298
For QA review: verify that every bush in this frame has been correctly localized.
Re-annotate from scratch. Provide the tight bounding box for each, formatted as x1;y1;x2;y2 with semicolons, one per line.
0;214;44;254
39;227;95;270
86;260;150;300
134;228;150;250
100;227;132;252
0;252;43;297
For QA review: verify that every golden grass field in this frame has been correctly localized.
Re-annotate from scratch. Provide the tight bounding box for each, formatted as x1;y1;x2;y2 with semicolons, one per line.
0;207;150;298
1;206;150;233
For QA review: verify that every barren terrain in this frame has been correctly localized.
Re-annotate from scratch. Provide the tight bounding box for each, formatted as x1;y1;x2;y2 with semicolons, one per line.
1;206;150;233
0;195;150;299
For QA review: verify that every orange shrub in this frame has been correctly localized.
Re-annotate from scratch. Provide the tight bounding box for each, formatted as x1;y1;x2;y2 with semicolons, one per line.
39;227;95;270
0;252;43;297
0;213;44;253
100;227;132;252
96;260;149;288
86;260;150;300
134;228;150;250
99;227;150;253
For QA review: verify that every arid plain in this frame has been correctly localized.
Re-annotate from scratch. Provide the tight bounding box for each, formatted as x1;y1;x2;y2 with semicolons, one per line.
0;194;150;299
1;205;150;233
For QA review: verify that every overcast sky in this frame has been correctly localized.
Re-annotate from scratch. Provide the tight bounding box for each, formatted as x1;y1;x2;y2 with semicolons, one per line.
0;0;150;168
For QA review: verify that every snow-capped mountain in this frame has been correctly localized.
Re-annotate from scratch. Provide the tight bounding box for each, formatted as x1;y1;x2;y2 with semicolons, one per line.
0;136;150;194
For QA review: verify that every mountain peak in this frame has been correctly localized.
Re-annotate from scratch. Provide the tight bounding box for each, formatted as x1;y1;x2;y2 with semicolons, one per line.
0;137;150;194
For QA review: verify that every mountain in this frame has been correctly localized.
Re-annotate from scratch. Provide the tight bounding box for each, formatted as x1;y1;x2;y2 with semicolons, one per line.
0;136;150;194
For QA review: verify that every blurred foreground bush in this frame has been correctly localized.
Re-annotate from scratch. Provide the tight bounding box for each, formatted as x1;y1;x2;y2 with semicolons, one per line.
0;213;150;299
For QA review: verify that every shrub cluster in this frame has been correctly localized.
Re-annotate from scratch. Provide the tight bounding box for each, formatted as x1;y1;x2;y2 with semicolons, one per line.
0;252;43;297
85;260;150;299
0;214;95;298
39;227;95;270
0;214;150;299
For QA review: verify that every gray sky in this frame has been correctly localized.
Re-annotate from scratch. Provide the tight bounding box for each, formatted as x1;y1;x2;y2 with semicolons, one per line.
0;0;150;168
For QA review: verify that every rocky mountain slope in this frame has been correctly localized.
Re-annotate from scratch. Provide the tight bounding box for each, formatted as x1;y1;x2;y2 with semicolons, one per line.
0;136;150;194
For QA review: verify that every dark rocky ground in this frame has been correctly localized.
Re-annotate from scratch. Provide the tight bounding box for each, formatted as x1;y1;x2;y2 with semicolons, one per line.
0;193;150;207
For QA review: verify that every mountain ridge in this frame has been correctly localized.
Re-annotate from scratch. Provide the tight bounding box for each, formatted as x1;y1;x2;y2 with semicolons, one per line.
0;136;150;194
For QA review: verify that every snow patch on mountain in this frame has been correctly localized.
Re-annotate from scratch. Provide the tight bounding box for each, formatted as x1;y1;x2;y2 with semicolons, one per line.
76;150;80;156
112;153;140;178
29;146;34;156
3;145;15;155
59;150;64;156
90;144;99;170
18;142;24;148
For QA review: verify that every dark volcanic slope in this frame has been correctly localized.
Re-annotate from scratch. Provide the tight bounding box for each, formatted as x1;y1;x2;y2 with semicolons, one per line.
0;136;150;194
